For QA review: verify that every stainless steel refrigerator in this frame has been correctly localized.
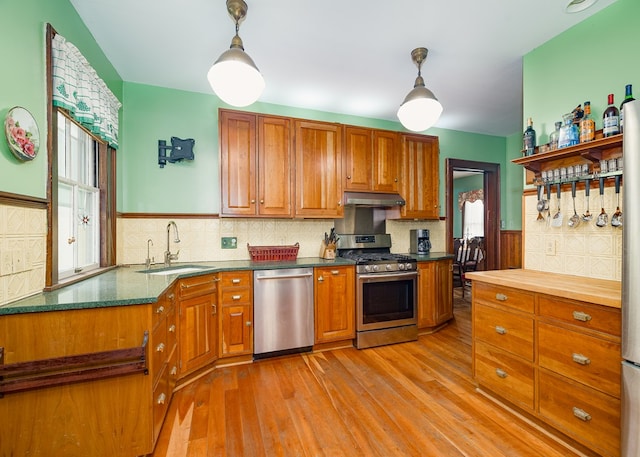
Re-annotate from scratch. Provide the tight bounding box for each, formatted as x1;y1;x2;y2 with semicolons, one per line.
622;99;640;456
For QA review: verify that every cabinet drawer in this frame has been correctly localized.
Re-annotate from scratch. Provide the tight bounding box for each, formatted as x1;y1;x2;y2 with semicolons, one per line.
220;271;252;289
151;294;172;329
474;282;534;313
474;303;534;361
151;318;167;382
178;273;218;299
167;345;179;392
538;322;621;398
221;289;252;305
474;340;534;410
538;295;621;336
166;306;177;350
539;369;620;457
152;366;170;443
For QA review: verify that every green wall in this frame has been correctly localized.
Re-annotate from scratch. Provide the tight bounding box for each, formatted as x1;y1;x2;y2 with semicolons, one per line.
523;0;639;148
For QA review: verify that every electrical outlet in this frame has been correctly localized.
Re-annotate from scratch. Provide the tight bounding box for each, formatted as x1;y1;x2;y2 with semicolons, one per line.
221;237;237;249
545;240;556;255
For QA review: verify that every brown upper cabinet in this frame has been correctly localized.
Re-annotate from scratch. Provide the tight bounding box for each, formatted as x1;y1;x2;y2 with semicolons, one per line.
294;120;344;218
399;133;440;219
219;110;293;217
343;126;400;193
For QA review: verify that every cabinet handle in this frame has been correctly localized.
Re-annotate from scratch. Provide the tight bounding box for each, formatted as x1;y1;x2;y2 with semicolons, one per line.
181;280;214;289
260;199;264;204
346;175;351;179
572;311;592;322
495;368;508;379
157;393;167;405
572;353;591;365
246;321;252;327
232;294;241;300
394;177;398;182
211;304;217;315
170;366;178;376
167;293;175;301
155;305;165;314
338;200;342;206
168;324;176;333
572;407;592;422
156;342;165;353
318;276;324;282
232;278;241;284
495;325;507;335
331;270;340;275
495;293;508;301
251;199;255;204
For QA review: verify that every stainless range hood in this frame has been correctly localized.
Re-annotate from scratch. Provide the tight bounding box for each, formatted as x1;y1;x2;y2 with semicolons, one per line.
343;192;406;207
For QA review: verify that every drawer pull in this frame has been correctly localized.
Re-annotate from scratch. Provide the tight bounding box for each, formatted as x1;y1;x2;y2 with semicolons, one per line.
318;276;324;282
157;393;167;405
155;305;165;314
572;311;592;322
232;295;241;300
167;293;175;301
246;321;252;327
211;304;217;315
156;343;165;353
331;270;340;275
495;293;508;301
572;407;592;422
170;366;178;376
232;278;241;284
495;368;508;379
495;326;507;335
572;353;591;365
168;324;176;333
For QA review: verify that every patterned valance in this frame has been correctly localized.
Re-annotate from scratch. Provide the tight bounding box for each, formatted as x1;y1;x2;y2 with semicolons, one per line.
457;189;484;211
51;33;122;148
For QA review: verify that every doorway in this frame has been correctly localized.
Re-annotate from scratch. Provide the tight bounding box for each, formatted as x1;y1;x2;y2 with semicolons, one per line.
446;159;500;271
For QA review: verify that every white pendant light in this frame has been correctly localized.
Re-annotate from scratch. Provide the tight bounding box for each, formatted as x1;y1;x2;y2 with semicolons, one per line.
397;48;443;132
207;0;265;107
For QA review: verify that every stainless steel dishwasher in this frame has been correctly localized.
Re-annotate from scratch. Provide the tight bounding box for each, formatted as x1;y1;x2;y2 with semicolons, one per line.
253;267;314;359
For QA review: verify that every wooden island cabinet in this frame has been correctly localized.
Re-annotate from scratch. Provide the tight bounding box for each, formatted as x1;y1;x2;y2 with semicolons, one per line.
467;270;622;457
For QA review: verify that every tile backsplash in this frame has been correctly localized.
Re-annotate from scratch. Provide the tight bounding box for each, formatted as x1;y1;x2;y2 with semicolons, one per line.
116;217;447;266
523;187;622;281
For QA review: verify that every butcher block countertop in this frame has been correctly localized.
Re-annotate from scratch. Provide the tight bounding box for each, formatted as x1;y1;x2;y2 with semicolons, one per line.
465;269;621;309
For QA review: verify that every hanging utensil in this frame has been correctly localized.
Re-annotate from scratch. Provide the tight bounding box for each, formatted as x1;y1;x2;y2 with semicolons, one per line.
551;183;563;227
596;177;608;227
545;182;552;224
582;177;593;222
611;174;623;227
536;184;545;221
568;180;580;228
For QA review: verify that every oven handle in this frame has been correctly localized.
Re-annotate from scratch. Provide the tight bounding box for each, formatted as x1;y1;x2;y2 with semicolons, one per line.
358;271;418;280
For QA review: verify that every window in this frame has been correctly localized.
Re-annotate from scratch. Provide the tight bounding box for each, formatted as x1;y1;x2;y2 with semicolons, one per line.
462;199;484;239
56;113;100;279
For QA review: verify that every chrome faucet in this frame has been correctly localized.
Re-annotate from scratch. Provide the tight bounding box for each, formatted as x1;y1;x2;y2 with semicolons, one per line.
145;239;154;269
164;221;180;267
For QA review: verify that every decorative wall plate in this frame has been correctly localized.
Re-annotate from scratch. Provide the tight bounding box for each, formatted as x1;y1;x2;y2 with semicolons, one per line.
4;106;40;161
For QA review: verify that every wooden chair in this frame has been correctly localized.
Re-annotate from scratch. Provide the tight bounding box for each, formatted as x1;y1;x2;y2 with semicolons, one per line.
453;238;484;298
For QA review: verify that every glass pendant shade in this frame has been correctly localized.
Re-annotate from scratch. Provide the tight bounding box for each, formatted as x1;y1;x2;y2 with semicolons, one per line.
397;85;443;132
207;47;265;107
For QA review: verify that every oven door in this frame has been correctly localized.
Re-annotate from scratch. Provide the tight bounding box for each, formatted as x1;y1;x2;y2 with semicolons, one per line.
356;271;417;331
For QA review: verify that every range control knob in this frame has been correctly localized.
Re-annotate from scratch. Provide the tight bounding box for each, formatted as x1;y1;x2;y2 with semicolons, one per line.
364;265;372;273
385;264;393;271
372;264;380;272
405;263;414;270
398;263;406;270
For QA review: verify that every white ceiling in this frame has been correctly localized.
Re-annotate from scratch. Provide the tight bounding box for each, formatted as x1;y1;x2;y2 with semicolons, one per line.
69;0;617;137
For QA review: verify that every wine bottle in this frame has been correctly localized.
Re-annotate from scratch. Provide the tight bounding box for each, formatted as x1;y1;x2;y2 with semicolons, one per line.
579;101;595;143
620;84;635;133
523;117;536;156
602;93;620;138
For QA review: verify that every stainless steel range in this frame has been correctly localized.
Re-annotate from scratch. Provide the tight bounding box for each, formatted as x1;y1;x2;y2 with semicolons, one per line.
336;233;418;349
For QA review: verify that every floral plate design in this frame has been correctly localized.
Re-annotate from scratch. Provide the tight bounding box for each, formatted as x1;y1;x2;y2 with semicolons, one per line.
4;106;40;161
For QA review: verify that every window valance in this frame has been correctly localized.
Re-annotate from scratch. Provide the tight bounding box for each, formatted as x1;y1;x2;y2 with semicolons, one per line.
457;189;484;211
51;33;122;148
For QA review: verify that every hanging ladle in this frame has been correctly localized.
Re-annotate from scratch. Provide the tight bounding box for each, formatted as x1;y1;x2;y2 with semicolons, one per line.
568;180;580;228
611;174;622;227
596;176;608;227
536;184;545;221
582;177;592;222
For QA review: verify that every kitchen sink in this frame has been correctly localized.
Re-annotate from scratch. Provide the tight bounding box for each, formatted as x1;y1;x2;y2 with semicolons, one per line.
140;265;210;276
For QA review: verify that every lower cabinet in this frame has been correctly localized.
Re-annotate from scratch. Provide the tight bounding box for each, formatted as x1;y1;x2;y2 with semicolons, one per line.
314;265;355;343
219;270;254;358
177;273;219;376
417;259;453;330
471;279;621;457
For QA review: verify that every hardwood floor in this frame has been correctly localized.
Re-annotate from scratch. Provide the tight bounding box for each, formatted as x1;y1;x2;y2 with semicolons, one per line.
152;295;585;457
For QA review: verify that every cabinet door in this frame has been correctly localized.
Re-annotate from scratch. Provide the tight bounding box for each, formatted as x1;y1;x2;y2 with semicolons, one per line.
178;292;218;375
372;130;399;192
343;126;372;191
400;134;439;219
294;120;343;218
220;110;257;216
258;116;292;216
220;304;253;357
435;259;453;323
417;260;453;328
314;266;355;343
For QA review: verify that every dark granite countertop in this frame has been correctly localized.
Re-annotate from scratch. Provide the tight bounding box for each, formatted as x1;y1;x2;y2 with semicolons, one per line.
0;253;452;316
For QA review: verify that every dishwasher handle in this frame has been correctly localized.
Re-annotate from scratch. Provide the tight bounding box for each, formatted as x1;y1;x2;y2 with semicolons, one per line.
255;272;313;281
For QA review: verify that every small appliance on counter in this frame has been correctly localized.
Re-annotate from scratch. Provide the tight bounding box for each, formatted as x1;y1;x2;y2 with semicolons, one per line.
409;229;431;255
